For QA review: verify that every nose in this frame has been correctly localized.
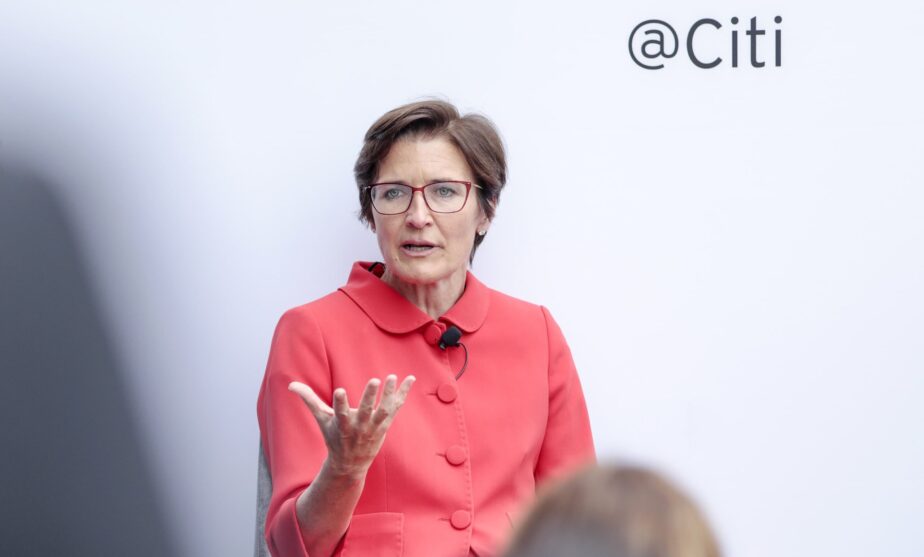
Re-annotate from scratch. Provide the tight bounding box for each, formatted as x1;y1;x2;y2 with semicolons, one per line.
404;190;433;228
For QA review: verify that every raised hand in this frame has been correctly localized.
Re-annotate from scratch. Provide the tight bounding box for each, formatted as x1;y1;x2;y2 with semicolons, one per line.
289;374;416;477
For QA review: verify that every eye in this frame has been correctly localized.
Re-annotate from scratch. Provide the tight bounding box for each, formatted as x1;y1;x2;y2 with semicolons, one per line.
434;183;461;198
380;186;406;200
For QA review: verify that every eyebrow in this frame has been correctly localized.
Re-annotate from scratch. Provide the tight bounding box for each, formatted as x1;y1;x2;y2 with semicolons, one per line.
374;178;464;185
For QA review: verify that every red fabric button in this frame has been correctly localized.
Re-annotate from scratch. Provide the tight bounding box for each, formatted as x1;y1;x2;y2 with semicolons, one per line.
445;445;467;466
424;323;443;345
450;510;471;530
437;383;457;403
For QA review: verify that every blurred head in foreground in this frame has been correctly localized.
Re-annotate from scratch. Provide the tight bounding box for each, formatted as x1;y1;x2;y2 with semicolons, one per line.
502;465;721;557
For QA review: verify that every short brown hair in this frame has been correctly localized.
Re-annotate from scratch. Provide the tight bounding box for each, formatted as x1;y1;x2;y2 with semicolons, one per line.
502;465;722;557
354;99;507;261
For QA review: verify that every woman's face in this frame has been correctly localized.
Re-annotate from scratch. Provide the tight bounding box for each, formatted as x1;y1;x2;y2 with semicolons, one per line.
371;136;490;287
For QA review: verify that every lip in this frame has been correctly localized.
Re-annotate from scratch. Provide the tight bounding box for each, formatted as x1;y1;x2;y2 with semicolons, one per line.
401;240;438;248
400;242;440;257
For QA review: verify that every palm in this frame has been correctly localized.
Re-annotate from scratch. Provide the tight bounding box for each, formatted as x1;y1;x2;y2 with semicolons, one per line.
289;374;415;476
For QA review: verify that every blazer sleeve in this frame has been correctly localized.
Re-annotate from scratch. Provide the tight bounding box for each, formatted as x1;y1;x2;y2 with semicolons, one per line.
534;306;596;484
257;307;333;557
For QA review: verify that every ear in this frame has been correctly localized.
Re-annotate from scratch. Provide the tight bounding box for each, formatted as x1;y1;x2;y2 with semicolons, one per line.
477;215;491;236
478;198;495;235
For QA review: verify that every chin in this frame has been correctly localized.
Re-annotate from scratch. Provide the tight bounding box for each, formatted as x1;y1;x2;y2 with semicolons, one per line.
389;255;456;286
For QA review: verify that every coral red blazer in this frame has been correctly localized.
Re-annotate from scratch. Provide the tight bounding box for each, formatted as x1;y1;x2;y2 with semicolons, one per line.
257;261;595;557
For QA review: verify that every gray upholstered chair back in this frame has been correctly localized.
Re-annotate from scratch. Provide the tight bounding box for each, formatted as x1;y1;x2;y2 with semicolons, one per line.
254;441;272;557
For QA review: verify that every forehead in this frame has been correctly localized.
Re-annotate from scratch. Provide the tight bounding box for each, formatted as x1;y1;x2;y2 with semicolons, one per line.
376;136;473;183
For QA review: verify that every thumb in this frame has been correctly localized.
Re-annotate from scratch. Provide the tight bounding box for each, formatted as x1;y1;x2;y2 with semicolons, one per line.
288;381;335;423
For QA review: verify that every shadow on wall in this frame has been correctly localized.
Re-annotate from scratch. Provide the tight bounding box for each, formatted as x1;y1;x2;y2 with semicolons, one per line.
0;167;176;557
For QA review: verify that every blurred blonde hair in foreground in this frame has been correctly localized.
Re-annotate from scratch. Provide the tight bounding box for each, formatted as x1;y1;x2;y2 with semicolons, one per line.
502;465;721;557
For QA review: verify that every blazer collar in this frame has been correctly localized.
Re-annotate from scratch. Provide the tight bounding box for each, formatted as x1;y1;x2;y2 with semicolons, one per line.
339;261;490;334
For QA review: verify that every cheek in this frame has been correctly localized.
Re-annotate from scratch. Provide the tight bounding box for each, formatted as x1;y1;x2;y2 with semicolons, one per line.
373;220;396;251
444;221;479;253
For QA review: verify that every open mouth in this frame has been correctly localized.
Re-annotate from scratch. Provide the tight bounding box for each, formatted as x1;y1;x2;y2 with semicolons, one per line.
401;242;437;254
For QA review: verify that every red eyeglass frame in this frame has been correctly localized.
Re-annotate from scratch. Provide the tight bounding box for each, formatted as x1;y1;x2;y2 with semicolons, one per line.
364;180;483;214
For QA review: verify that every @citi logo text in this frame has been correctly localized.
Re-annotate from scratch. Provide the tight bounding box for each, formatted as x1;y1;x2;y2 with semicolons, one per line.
629;16;783;70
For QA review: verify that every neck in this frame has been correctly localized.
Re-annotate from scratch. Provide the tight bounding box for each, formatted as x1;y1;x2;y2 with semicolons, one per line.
381;267;467;320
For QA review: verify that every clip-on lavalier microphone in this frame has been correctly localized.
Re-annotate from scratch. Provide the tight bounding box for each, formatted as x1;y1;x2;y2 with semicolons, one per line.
439;325;469;380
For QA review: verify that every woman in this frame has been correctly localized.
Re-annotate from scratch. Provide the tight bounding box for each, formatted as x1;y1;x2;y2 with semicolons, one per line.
256;100;595;557
501;465;722;557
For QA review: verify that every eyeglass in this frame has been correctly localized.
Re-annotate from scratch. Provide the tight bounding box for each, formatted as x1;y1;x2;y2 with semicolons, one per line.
365;180;482;215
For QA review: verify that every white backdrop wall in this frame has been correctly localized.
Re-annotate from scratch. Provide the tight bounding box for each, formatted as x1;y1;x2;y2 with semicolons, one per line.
1;1;922;556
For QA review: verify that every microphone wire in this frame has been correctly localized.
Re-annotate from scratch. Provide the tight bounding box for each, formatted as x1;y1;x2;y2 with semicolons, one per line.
454;342;469;380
